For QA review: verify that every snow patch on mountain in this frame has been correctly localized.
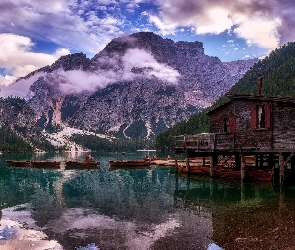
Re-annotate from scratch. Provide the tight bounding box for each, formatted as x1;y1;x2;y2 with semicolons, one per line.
145;121;153;139
43;126;112;151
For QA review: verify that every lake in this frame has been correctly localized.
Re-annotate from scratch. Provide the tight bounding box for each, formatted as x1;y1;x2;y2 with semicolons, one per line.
1;151;295;250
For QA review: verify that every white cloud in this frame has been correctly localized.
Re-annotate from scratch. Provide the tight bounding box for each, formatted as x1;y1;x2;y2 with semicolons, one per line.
150;0;295;50
122;48;180;83
0;0;125;56
234;17;281;49
148;0;234;35
0;33;70;86
0;72;47;98
1;48;180;98
50;48;180;95
195;7;233;34
148;15;177;35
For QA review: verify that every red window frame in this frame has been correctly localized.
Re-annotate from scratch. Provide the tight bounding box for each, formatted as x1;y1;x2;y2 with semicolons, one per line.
250;103;271;129
229;116;235;132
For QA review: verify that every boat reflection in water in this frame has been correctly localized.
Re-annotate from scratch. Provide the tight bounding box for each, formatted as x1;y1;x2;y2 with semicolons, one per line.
1;152;295;249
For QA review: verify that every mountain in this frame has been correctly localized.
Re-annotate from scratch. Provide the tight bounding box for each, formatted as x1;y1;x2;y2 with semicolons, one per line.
0;32;257;151
155;41;295;151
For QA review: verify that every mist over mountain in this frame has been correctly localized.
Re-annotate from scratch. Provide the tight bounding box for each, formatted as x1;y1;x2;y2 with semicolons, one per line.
0;32;257;151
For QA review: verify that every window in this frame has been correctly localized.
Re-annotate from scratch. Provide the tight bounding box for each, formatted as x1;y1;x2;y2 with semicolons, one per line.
224;116;235;132
251;104;271;129
224;118;229;132
258;105;265;128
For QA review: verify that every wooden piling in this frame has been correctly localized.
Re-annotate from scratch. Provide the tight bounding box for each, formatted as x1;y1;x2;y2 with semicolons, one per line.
186;150;190;173
210;154;214;177
279;152;284;184
174;154;178;173
240;153;245;181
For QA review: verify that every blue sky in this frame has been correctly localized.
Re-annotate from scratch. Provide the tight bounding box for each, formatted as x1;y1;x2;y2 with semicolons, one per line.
0;0;295;86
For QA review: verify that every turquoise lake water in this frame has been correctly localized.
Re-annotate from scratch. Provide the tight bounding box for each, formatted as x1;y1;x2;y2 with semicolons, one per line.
1;151;295;250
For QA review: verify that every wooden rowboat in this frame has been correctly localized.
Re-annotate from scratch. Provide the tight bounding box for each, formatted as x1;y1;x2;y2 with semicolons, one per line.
177;164;272;182
109;160;151;169
65;161;100;168
6;160;30;167
30;161;61;168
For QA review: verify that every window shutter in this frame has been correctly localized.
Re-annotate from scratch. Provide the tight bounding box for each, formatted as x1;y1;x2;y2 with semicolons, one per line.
265;103;272;129
250;105;257;129
229;116;235;132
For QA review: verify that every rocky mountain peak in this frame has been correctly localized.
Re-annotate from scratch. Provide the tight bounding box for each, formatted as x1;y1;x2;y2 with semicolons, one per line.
45;52;91;72
92;32;205;63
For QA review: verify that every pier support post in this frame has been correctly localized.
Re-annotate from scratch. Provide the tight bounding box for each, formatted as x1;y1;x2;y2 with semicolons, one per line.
255;154;259;169
210;154;214;177
185;150;190;173
174;154;178;173
260;154;264;168
279;152;284;185
240;153;245;181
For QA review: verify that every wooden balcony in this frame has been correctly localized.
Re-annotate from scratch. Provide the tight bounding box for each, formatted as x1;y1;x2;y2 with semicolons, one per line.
173;132;235;153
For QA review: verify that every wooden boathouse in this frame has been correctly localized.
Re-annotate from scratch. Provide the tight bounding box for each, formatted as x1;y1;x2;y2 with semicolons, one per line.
173;93;295;183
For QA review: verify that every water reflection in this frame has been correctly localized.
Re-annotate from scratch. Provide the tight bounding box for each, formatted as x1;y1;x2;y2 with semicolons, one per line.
1;153;295;249
174;175;295;249
0;204;63;249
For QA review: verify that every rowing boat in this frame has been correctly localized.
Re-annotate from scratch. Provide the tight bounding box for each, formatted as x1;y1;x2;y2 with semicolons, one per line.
109;160;151;168
30;161;61;168
65;161;100;168
6;160;30;166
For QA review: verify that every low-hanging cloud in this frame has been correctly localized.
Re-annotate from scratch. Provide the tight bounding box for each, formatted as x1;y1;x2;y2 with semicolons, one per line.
0;45;180;98
56;48;179;94
32;48;180;96
122;48;180;83
150;0;295;50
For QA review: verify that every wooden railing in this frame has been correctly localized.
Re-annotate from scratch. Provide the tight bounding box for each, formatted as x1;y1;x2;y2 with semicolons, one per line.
173;132;235;152
214;132;235;151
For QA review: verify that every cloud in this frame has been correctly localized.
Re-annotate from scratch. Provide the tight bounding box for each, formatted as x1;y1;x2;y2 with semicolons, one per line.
150;0;295;50
0;33;70;86
0;72;47;98
0;0;128;57
148;15;177;36
122;48;180;83
54;48;179;95
3;48;180;97
234;17;281;49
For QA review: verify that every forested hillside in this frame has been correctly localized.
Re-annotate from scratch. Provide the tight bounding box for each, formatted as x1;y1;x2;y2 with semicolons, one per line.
156;42;295;151
230;42;295;96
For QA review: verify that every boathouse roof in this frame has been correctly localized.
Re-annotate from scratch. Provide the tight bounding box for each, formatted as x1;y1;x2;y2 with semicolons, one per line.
207;93;295;115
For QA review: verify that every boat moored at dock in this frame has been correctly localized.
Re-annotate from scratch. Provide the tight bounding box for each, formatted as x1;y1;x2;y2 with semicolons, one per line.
30;161;61;168
6;160;31;167
65;161;100;168
109;160;151;169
